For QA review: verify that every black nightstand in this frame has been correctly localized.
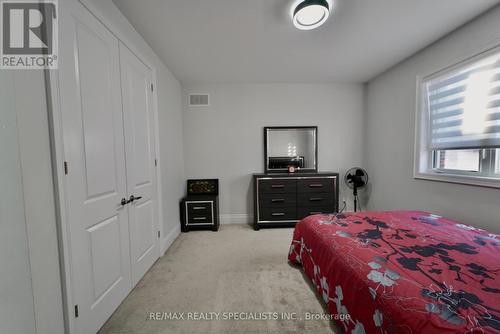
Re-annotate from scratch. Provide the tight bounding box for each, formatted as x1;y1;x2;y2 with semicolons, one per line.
180;179;219;232
180;196;219;232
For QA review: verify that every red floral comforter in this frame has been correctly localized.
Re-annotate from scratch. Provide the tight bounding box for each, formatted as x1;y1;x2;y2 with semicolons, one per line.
288;211;500;333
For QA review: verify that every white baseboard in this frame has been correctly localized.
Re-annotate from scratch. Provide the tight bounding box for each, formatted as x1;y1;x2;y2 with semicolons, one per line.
161;225;181;256
220;214;253;225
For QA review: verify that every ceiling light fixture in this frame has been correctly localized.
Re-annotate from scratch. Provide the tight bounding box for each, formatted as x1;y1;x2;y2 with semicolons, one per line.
292;0;331;30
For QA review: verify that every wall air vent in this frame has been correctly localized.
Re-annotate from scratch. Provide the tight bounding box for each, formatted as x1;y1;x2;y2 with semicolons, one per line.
188;94;210;106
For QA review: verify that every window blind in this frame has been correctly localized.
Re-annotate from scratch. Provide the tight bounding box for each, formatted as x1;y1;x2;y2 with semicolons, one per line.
425;50;500;150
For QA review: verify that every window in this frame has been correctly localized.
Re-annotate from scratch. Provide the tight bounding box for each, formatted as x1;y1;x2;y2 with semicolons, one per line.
415;46;500;188
496;149;500;174
433;149;481;172
432;149;498;175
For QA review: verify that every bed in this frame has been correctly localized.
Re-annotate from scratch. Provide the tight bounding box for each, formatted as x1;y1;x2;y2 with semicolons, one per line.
288;211;500;333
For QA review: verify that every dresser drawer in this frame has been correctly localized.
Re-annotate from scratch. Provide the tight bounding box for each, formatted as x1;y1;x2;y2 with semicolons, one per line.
259;193;296;207
259;207;297;221
297;193;335;207
297;178;335;193
298;207;335;219
258;179;296;194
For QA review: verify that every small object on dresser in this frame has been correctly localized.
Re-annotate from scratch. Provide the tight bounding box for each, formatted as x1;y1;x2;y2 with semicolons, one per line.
288;165;296;173
180;179;219;232
187;179;218;195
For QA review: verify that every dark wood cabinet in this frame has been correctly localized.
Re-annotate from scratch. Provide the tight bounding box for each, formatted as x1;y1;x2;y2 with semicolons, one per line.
253;173;339;230
180;195;219;232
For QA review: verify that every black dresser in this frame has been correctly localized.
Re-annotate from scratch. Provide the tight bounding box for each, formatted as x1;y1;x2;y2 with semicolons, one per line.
253;173;339;230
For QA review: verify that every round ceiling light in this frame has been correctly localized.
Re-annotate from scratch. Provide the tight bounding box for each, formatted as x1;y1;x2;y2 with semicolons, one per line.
292;0;330;30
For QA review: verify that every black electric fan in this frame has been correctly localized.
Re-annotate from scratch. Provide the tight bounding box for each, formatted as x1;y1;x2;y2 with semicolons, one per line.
344;167;369;212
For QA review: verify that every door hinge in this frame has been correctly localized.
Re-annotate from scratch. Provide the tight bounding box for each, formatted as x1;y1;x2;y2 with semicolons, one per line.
64;161;69;175
154;158;157;167
157;231;160;238
151;83;154;92
74;305;79;318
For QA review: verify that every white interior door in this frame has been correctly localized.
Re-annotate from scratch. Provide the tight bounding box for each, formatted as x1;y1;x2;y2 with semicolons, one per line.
58;2;132;333
119;43;160;286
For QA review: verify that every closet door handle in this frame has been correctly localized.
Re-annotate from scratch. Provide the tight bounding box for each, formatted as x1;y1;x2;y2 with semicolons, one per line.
120;198;129;206
129;195;143;203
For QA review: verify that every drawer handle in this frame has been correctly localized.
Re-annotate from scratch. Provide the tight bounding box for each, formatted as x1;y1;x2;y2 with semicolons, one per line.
309;197;323;202
192;207;206;210
271;184;285;188
271;199;285;203
193;217;207;221
271;212;285;216
309;184;324;188
310;211;322;215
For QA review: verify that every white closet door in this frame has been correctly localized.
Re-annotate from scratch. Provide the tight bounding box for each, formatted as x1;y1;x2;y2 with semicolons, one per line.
58;2;131;333
119;43;160;286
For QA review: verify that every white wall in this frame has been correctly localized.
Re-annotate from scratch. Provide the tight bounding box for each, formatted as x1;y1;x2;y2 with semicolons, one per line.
16;71;66;334
365;6;500;233
157;67;185;246
183;83;365;222
82;0;185;250
0;70;36;334
1;69;65;334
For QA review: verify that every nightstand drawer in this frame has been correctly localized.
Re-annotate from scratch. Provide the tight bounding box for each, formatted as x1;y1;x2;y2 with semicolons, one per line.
259;207;296;221
259;193;296;207
298;207;335;219
297;193;335;207
187;202;212;215
297;178;334;193
187;215;213;225
258;179;296;194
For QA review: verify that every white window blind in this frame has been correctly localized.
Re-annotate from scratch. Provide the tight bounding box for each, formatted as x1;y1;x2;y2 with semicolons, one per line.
425;50;500;150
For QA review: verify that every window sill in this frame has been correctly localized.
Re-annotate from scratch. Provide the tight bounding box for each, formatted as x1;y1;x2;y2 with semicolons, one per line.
414;171;500;189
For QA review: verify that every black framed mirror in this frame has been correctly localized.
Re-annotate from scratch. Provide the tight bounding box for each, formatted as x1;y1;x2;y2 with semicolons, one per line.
264;126;318;173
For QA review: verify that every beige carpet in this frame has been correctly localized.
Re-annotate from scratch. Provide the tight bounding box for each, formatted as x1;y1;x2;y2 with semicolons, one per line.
99;224;338;334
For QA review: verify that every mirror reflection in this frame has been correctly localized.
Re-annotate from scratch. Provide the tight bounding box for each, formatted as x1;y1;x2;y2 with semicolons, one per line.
265;127;317;172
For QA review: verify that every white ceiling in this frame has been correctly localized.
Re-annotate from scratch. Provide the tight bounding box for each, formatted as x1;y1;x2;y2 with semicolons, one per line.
113;0;499;85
